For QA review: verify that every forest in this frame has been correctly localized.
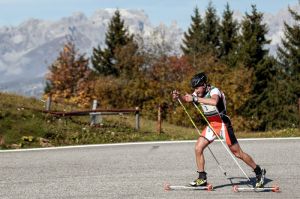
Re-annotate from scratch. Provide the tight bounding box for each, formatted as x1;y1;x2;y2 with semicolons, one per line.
44;3;300;131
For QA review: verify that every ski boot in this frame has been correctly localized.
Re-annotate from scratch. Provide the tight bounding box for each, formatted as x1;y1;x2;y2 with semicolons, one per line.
254;166;266;188
189;171;207;187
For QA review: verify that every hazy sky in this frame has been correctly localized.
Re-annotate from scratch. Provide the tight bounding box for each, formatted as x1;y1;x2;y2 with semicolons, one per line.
0;0;298;29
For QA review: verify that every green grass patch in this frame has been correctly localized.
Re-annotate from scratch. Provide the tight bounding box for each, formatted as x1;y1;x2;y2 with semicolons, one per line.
105;115;300;139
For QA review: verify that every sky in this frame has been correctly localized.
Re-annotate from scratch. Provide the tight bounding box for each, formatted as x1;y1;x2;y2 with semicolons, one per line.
0;0;298;29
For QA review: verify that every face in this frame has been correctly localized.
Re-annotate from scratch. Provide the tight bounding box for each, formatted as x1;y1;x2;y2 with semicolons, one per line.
194;83;206;97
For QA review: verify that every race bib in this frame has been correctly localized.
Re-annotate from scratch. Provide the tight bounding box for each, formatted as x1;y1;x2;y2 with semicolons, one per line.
201;104;219;117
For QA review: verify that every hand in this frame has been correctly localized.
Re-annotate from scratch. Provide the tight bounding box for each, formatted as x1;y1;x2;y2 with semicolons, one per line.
183;93;193;102
172;90;180;100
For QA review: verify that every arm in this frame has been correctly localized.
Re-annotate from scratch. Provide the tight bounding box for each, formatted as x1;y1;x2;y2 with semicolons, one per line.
197;94;219;106
183;94;219;106
172;90;195;103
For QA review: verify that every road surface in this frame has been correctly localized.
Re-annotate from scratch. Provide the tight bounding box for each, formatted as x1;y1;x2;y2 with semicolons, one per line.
0;138;299;198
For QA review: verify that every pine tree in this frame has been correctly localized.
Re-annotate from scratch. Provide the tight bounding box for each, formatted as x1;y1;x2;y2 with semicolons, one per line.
277;5;300;127
181;7;205;57
219;3;239;62
242;57;299;130
92;9;133;76
203;1;220;54
239;5;270;68
278;8;300;74
92;45;114;76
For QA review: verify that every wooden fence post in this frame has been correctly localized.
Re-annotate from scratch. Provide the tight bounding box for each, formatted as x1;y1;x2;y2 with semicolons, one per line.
46;96;52;111
157;104;162;134
135;107;140;130
90;100;98;126
298;97;300;111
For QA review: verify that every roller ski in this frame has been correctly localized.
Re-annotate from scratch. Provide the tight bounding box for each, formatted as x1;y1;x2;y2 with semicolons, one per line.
233;167;279;192
164;183;213;191
233;185;280;192
164;171;213;191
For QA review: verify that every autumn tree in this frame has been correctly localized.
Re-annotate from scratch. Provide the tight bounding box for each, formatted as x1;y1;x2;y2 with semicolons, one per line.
93;41;146;109
45;42;93;107
146;56;194;123
114;40;141;77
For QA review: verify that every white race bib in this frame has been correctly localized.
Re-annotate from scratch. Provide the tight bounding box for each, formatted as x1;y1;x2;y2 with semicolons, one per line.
201;104;219;117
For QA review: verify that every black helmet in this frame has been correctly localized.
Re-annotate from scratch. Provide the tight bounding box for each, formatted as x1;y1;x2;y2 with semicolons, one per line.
191;72;207;88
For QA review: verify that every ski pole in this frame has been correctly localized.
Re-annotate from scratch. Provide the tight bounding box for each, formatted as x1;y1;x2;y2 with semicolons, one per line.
176;98;228;177
192;102;251;182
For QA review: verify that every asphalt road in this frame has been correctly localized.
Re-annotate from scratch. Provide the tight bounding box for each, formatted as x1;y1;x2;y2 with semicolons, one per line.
0;138;299;199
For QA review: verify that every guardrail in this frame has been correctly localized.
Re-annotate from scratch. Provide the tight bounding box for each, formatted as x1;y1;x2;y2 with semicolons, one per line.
44;98;140;129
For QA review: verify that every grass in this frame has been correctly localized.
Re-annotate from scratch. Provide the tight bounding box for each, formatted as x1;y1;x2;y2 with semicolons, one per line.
0;92;299;149
106;115;300;139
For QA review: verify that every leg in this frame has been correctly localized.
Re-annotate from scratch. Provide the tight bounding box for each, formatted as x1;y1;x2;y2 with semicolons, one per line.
230;143;266;187
195;136;210;172
221;116;257;170
229;143;257;169
222;118;266;187
190;136;210;186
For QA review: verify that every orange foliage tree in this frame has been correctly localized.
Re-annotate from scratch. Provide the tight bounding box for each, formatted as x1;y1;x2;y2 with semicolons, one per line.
45;42;94;107
144;56;196;123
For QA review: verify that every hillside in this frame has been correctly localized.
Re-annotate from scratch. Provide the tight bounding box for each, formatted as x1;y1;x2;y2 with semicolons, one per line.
0;92;299;150
0;92;178;149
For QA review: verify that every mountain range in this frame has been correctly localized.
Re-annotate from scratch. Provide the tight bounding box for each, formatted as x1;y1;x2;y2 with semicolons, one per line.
0;6;298;97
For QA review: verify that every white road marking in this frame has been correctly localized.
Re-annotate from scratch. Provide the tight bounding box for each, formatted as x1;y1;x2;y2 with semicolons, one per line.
1;137;299;153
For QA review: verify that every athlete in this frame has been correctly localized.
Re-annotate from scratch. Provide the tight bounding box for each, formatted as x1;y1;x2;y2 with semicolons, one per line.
172;72;266;188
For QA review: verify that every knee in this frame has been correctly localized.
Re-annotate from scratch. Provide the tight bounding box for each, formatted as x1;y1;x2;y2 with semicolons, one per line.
232;150;243;159
195;144;205;154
